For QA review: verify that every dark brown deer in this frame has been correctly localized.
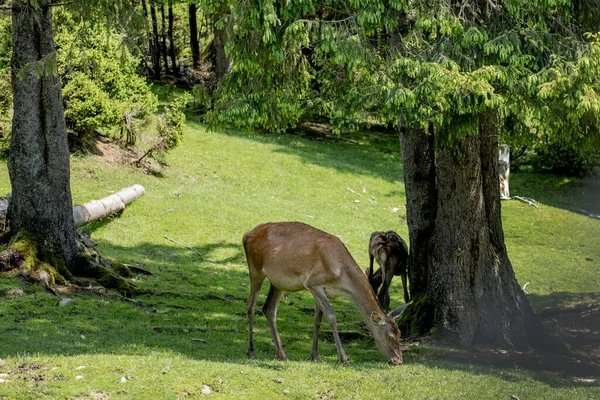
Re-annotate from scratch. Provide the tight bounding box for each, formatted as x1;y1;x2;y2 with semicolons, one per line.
367;231;409;312
243;222;403;365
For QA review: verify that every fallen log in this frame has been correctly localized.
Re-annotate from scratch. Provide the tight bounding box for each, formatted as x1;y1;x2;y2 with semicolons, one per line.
73;184;146;227
0;185;146;236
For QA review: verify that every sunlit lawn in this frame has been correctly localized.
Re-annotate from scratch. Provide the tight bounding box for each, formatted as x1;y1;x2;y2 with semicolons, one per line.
0;121;598;399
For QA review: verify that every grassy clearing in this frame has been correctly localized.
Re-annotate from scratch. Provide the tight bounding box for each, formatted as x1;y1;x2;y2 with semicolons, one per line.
0;122;598;399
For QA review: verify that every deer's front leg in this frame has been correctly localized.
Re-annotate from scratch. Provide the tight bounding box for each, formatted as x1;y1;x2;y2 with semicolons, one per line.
378;263;393;313
401;270;409;304
307;286;349;363
367;254;374;280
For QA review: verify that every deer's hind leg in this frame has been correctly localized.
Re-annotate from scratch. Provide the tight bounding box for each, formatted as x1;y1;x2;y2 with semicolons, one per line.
247;265;265;359
401;270;409;303
263;284;286;360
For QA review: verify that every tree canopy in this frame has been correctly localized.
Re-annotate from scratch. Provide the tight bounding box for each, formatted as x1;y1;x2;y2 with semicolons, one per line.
211;0;600;157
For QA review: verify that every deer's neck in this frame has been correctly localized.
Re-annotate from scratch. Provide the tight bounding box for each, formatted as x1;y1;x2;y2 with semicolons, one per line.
344;270;386;321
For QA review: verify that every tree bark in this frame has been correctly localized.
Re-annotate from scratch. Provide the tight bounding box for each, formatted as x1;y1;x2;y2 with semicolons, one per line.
213;14;230;80
398;111;548;350
168;1;178;76
160;3;170;75
73;185;146;228
399;125;436;296
9;1;78;268
189;3;200;69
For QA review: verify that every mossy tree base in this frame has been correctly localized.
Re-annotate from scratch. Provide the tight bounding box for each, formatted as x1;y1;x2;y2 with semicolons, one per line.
0;229;140;297
397;294;435;338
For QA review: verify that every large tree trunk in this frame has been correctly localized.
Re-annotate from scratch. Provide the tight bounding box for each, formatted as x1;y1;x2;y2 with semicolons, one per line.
398;124;436;297
9;1;78;269
189;4;200;69
398;111;548;350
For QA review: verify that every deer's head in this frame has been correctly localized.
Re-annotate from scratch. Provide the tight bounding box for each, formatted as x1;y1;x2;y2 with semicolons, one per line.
370;312;403;365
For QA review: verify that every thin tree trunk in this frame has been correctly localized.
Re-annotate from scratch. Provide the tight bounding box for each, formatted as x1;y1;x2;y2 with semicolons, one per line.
213;14;230;80
398;112;551;350
168;1;178;76
160;4;170;75
9;2;77;268
189;3;200;69
149;1;161;79
139;0;151;74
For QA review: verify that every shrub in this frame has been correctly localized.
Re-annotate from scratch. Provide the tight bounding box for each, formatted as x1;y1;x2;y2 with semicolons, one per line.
56;21;157;143
0;67;12;155
137;93;191;166
154;93;191;161
62;73;120;137
533;142;600;176
190;84;213;115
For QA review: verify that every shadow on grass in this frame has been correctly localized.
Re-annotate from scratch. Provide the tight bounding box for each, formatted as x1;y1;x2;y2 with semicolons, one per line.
0;241;385;364
195;122;404;185
197;122;600;220
509;171;600;215
1;240;598;389
410;291;600;387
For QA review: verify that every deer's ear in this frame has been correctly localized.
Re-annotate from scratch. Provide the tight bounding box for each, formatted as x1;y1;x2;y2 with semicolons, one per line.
370;312;386;326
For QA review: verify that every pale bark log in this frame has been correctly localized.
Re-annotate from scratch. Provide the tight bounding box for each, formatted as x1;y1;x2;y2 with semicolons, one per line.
72;185;146;228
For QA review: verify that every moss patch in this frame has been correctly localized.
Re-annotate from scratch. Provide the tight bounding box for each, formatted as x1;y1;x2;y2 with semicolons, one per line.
72;252;139;296
398;294;435;337
7;230;63;285
2;230;138;295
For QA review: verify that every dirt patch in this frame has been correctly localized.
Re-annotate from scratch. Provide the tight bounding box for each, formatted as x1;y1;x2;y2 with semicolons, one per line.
420;303;600;383
71;393;111;400
78;135;161;174
540;302;600;374
92;136;137;164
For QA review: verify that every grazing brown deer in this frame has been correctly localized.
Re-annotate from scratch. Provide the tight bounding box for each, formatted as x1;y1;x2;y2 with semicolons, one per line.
367;231;409;312
243;222;403;365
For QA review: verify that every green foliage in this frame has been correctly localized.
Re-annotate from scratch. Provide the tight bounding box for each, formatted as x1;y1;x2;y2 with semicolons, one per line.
0;14;11;153
0;14;11;70
212;0;600;164
0;67;11;155
157;93;190;151
141;92;191;164
207;1;315;132
62;73;120;137
534;141;600;176
55;13;157;141
190;84;213;114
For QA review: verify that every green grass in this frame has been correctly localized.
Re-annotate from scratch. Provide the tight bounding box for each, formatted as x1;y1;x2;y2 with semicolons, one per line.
0;122;598;399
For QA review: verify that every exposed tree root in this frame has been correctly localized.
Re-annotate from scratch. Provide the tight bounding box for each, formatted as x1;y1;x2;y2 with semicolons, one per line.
0;229;140;297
